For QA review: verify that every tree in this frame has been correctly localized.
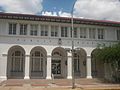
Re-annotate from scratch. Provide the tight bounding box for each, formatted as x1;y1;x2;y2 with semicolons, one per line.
95;43;120;83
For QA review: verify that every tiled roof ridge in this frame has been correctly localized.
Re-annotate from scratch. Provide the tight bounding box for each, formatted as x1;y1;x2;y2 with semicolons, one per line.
0;12;120;27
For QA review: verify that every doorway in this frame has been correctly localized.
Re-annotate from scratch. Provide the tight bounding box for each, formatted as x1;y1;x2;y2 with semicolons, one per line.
52;60;61;76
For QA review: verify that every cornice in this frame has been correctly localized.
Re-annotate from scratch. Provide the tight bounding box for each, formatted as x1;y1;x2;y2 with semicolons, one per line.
0;12;120;27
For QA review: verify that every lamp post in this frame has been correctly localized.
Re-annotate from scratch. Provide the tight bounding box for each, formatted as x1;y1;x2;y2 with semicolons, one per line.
71;0;76;89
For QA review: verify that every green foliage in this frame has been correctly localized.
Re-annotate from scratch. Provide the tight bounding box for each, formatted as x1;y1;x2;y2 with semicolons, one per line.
96;43;120;63
95;43;120;83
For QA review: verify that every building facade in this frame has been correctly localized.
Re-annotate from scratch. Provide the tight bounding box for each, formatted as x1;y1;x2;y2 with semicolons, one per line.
0;13;120;81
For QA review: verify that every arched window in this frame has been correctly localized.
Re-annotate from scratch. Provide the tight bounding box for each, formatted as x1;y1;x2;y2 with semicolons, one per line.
53;51;62;56
11;51;24;72
31;51;44;72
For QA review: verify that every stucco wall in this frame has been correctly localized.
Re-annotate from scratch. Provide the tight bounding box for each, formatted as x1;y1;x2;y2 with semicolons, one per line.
0;19;119;81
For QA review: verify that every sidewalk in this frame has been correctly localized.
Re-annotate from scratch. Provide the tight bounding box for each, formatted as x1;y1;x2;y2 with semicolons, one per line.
0;79;120;90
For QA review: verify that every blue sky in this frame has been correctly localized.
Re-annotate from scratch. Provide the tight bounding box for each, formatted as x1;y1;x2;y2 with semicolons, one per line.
42;0;76;13
0;0;120;21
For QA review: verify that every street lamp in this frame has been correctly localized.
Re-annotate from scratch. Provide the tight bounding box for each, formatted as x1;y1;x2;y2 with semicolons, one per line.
71;0;76;89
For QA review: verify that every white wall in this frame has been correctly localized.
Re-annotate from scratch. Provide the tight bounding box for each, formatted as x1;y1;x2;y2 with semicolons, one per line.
0;20;8;35
0;19;119;81
0;19;119;41
106;27;116;40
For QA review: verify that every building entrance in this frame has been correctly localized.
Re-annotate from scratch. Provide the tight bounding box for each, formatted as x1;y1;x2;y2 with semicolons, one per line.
52;60;61;76
51;47;67;78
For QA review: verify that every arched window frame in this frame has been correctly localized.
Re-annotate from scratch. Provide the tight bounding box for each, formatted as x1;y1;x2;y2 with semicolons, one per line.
31;51;44;72
11;50;24;72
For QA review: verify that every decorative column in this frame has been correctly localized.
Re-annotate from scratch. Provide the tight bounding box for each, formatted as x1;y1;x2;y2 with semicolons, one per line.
0;54;7;81
24;55;30;79
67;56;72;79
37;24;40;36
87;28;89;39
86;56;92;79
48;25;51;37
16;23;19;35
96;28;98;40
58;25;61;38
27;24;30;36
46;56;52;79
68;27;71;38
77;28;80;39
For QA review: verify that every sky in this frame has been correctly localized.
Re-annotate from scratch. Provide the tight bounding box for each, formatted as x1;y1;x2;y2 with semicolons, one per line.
0;0;120;21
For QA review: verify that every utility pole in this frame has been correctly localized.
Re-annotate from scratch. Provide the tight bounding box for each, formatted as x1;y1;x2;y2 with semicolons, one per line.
71;0;76;89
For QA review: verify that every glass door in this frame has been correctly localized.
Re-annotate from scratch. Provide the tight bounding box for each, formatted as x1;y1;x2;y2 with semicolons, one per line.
52;60;61;76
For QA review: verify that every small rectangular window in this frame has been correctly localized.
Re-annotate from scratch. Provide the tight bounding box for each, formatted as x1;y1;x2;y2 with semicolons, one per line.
20;24;27;35
74;28;78;38
80;27;87;38
98;28;105;39
9;23;17;35
71;27;78;38
61;27;68;37
51;26;58;37
41;25;48;36
89;28;96;39
30;24;38;36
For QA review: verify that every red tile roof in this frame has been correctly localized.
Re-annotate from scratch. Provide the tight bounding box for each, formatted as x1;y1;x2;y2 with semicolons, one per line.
0;12;120;27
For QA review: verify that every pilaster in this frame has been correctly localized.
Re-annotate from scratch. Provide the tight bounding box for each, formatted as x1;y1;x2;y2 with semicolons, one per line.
24;55;30;79
46;56;52;79
58;25;61;38
67;56;72;79
86;56;92;79
27;24;30;36
47;25;51;37
0;54;7;81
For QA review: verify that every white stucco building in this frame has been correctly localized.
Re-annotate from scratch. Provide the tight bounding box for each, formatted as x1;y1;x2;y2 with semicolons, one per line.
0;13;120;82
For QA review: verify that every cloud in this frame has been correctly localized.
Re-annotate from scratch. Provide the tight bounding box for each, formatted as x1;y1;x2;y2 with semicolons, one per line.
41;10;71;17
0;0;43;14
74;0;120;21
42;11;57;16
0;0;120;21
42;0;120;21
41;10;84;19
58;11;71;17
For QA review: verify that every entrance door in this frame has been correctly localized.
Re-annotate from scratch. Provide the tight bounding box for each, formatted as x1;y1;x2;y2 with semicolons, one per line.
52;60;61;76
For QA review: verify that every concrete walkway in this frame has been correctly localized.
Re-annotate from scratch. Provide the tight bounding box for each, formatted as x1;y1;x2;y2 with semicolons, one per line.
0;79;120;90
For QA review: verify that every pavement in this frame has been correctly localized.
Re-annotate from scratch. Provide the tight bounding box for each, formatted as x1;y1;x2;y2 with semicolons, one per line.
0;78;120;90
